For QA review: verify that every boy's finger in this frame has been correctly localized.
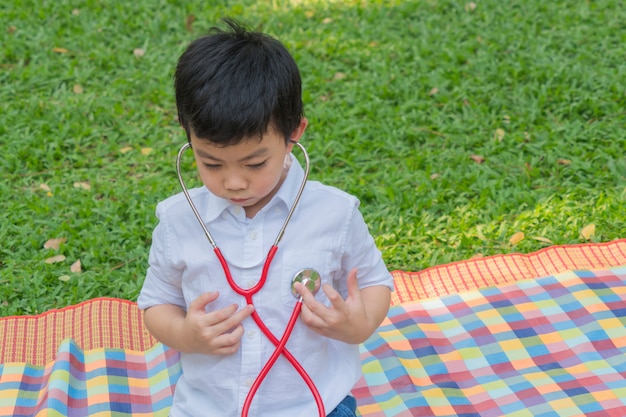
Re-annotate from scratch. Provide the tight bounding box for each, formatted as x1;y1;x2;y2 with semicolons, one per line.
189;291;219;314
295;282;317;303
231;304;255;323
208;303;254;329
295;282;325;315
213;326;244;355
323;283;347;311
346;268;360;299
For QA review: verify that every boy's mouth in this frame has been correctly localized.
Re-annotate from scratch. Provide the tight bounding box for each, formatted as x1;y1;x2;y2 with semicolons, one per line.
230;198;251;205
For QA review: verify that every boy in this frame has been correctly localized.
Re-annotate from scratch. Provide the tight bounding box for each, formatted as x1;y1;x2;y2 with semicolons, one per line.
137;19;393;417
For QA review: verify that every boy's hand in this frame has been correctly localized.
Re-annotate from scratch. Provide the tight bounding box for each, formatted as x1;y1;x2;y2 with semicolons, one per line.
295;269;390;344
143;293;254;356
183;292;255;355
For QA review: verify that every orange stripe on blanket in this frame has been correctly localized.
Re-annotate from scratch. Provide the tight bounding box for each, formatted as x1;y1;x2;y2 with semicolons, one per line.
391;239;626;304
0;298;156;365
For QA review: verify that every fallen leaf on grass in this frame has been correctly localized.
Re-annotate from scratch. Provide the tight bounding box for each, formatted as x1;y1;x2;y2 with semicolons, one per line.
58;275;71;282
52;47;69;54
429;87;439;96
44;237;67;250
74;181;91;190
133;48;145;57
333;72;346;80
70;259;82;273
72;9;80;15
45;255;66;264
185;14;196;32
509;231;525;245
471;253;484;259
532;236;553;244
322;17;333;24
141;147;153;155
8;26;17;34
557;159;572;165
494;128;505;142
120;146;133;154
40;183;51;192
430;173;440;180
470;154;485;164
580;223;595;240
465;2;477;12
73;84;84;94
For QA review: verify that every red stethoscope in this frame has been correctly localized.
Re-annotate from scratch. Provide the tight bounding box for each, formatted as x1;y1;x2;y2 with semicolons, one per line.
176;141;325;417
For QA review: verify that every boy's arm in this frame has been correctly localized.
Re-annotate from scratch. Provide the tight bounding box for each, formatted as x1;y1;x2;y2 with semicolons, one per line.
295;268;391;344
143;303;190;350
143;292;255;355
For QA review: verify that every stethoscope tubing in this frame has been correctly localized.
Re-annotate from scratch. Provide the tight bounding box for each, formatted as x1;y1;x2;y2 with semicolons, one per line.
176;140;310;251
175;141;325;417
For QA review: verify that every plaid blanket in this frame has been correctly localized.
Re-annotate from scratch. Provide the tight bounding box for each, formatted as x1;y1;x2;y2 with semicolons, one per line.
353;266;626;416
2;265;626;416
0;341;181;417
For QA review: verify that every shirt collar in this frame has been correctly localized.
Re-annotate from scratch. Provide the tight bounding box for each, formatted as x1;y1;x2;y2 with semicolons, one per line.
273;153;305;211
202;154;305;223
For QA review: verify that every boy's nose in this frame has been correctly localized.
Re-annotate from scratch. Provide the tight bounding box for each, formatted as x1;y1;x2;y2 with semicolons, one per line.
224;175;247;191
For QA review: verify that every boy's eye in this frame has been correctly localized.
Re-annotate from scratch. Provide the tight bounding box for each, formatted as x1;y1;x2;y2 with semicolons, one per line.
203;163;222;170
248;161;267;170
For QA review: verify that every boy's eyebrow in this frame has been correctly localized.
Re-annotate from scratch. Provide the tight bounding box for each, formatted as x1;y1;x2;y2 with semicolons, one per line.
195;147;270;163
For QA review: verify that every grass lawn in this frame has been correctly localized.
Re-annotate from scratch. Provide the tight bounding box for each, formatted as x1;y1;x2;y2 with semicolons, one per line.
2;0;625;316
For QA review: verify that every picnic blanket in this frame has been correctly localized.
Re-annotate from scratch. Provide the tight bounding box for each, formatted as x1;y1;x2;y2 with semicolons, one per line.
2;239;626;416
354;266;626;416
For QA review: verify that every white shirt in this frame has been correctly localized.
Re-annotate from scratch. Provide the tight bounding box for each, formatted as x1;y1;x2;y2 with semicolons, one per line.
138;155;393;417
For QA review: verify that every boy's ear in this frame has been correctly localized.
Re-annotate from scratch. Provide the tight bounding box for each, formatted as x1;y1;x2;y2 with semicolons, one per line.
288;118;308;144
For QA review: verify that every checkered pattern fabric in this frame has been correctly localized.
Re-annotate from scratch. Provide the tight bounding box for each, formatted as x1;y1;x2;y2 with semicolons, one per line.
353;266;626;416
2;267;626;416
0;340;181;417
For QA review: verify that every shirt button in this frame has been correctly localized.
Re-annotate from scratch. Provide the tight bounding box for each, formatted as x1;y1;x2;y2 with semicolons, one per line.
248;231;257;240
246;280;255;288
247;330;257;339
244;378;253;387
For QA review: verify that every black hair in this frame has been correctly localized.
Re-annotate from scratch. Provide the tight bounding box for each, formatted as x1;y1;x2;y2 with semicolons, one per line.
174;18;303;145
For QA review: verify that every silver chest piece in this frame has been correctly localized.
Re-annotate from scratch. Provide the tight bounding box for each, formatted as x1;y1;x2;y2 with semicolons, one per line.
291;268;321;298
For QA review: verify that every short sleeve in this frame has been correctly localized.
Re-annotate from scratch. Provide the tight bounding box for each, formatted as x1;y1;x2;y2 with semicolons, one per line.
335;203;394;297
137;205;186;310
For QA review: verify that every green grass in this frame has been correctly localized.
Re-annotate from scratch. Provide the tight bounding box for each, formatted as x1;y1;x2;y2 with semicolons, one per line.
2;0;625;316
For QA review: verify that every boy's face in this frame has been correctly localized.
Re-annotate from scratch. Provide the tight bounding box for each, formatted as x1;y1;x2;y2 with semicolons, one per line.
190;119;307;218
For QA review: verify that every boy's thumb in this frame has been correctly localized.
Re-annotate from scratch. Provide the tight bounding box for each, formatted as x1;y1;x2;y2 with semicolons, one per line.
190;291;218;313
